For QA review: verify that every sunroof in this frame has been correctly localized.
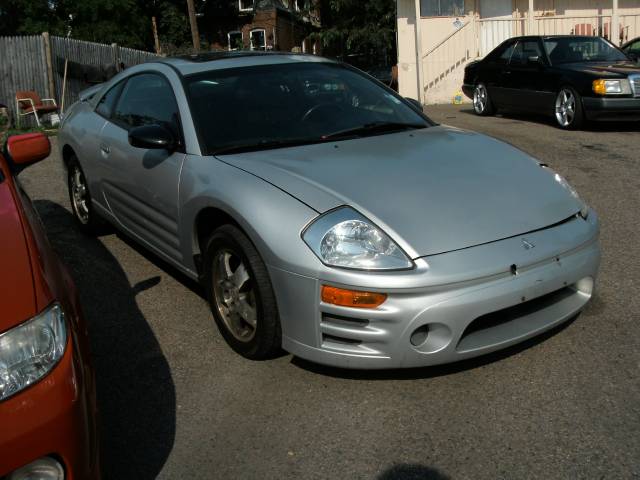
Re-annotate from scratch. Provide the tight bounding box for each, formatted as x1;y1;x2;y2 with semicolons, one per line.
173;51;293;63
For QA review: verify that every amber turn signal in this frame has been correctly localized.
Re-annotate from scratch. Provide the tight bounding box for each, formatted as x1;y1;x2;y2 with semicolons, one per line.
592;79;607;95
321;285;387;309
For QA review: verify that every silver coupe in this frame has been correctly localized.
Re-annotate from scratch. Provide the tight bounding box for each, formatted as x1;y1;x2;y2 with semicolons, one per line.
58;52;600;369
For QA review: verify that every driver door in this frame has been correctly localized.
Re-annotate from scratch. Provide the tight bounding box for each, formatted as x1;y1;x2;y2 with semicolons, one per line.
502;39;553;113
98;72;186;263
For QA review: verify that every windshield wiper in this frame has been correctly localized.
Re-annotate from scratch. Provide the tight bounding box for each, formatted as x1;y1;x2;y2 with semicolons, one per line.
321;121;426;140
213;138;319;155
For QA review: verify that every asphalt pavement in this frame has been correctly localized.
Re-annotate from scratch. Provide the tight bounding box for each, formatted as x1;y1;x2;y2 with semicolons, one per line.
18;105;640;479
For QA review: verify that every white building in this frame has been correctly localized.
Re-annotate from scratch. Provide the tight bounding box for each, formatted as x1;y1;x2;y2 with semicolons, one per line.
397;0;640;104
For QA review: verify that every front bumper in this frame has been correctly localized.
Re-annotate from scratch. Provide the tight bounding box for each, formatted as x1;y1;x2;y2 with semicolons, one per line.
270;212;600;369
582;96;640;121
0;340;99;479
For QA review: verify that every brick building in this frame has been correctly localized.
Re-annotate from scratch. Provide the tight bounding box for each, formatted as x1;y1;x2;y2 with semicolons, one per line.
209;0;321;53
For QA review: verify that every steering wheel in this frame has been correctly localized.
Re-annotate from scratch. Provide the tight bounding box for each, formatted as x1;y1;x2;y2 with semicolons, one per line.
301;103;347;123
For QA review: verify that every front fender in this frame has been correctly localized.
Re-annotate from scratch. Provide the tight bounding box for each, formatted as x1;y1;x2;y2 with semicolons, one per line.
178;155;322;276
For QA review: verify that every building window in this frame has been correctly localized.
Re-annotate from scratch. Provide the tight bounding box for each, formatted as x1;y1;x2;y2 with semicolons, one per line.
228;31;243;50
420;0;464;17
250;29;266;50
239;0;253;12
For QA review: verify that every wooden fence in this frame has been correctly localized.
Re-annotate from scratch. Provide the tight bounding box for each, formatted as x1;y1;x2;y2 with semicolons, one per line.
0;35;50;124
0;33;158;125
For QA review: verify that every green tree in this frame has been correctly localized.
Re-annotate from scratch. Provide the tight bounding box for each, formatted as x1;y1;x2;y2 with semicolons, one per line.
313;0;396;64
0;0;66;36
62;0;150;49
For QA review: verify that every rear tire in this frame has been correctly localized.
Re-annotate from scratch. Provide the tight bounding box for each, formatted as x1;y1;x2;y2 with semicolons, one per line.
203;224;281;360
67;157;108;235
473;83;495;116
554;86;584;130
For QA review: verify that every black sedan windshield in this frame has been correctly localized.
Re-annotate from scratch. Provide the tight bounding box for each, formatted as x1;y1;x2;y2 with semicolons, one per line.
544;36;628;64
186;62;429;154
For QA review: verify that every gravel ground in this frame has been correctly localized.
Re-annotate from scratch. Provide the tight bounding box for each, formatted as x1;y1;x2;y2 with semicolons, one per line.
17;105;640;479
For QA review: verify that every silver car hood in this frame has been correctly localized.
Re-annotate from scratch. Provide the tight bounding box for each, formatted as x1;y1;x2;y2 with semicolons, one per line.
217;125;582;258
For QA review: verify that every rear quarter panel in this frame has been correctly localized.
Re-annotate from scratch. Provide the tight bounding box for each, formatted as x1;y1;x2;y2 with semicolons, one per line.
58;101;107;200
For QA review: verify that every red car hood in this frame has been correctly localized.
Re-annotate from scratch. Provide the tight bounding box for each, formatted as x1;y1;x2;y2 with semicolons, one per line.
0;177;36;333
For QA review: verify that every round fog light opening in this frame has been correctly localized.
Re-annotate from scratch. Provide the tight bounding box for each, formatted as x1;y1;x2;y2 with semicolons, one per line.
7;457;64;480
410;325;430;346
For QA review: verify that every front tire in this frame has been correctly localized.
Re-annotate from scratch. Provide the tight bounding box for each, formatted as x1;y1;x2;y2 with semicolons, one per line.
473;83;495;116
554;86;584;130
203;224;281;360
67;157;106;235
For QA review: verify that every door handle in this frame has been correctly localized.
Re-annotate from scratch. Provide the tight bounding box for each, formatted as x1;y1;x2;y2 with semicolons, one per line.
100;145;110;156
504;70;512;74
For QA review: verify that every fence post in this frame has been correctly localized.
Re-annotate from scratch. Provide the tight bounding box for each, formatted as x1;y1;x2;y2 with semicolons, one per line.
42;32;56;100
112;43;121;71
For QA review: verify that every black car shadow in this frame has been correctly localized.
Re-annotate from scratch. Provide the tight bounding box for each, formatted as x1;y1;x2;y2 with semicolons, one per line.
458;106;640;132
378;464;450;480
291;313;580;381
33;200;176;480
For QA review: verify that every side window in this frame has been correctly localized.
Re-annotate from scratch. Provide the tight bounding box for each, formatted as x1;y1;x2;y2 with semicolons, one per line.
95;81;125;118
488;41;516;65
111;73;181;137
510;40;543;65
628;40;640;55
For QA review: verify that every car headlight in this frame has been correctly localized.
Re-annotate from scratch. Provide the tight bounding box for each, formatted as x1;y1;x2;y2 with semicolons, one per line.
302;206;413;270
592;79;631;95
0;304;67;402
542;165;589;219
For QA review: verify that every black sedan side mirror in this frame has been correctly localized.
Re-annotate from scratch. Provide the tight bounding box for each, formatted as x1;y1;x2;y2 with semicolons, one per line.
405;97;423;112
129;124;176;151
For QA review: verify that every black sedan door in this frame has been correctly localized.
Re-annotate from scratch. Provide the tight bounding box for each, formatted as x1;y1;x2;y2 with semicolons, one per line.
480;39;517;106
502;39;555;113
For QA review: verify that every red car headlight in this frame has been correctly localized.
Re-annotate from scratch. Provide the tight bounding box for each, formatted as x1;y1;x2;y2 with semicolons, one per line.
0;303;67;402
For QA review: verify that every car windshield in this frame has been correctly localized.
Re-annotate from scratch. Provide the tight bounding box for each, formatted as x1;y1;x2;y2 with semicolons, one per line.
185;62;429;154
544;36;628;64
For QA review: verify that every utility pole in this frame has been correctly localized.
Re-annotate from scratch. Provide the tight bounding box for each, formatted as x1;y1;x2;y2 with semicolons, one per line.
152;16;161;54
186;0;200;52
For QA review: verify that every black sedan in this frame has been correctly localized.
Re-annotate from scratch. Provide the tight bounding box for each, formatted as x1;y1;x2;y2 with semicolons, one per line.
462;35;640;129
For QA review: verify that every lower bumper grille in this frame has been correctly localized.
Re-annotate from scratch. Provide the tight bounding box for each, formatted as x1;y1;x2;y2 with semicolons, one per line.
456;285;586;353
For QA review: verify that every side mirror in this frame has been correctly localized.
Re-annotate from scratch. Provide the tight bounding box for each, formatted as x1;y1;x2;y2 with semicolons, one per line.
128;124;176;151
405;97;423;112
628;52;639;62
5;133;51;172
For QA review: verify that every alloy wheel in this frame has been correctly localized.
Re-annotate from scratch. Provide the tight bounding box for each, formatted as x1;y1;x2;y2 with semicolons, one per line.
555;88;576;127
70;166;90;224
212;249;257;343
473;84;488;114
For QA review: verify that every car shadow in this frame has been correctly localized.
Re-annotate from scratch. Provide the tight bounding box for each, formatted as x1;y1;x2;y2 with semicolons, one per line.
33;200;176;480
291;314;579;380
111;228;205;301
377;464;450;480
457;106;640;132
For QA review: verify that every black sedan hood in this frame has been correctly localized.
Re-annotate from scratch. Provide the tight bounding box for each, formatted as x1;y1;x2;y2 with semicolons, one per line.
559;61;640;77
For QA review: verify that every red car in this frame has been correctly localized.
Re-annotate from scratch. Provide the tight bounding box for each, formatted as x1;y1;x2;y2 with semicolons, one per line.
0;133;99;479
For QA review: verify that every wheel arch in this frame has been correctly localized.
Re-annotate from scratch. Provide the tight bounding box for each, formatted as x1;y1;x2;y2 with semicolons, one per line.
191;205;249;278
61;144;76;170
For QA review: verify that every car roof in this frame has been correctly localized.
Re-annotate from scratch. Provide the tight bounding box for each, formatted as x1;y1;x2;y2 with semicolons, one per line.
506;35;609;41
154;51;337;77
